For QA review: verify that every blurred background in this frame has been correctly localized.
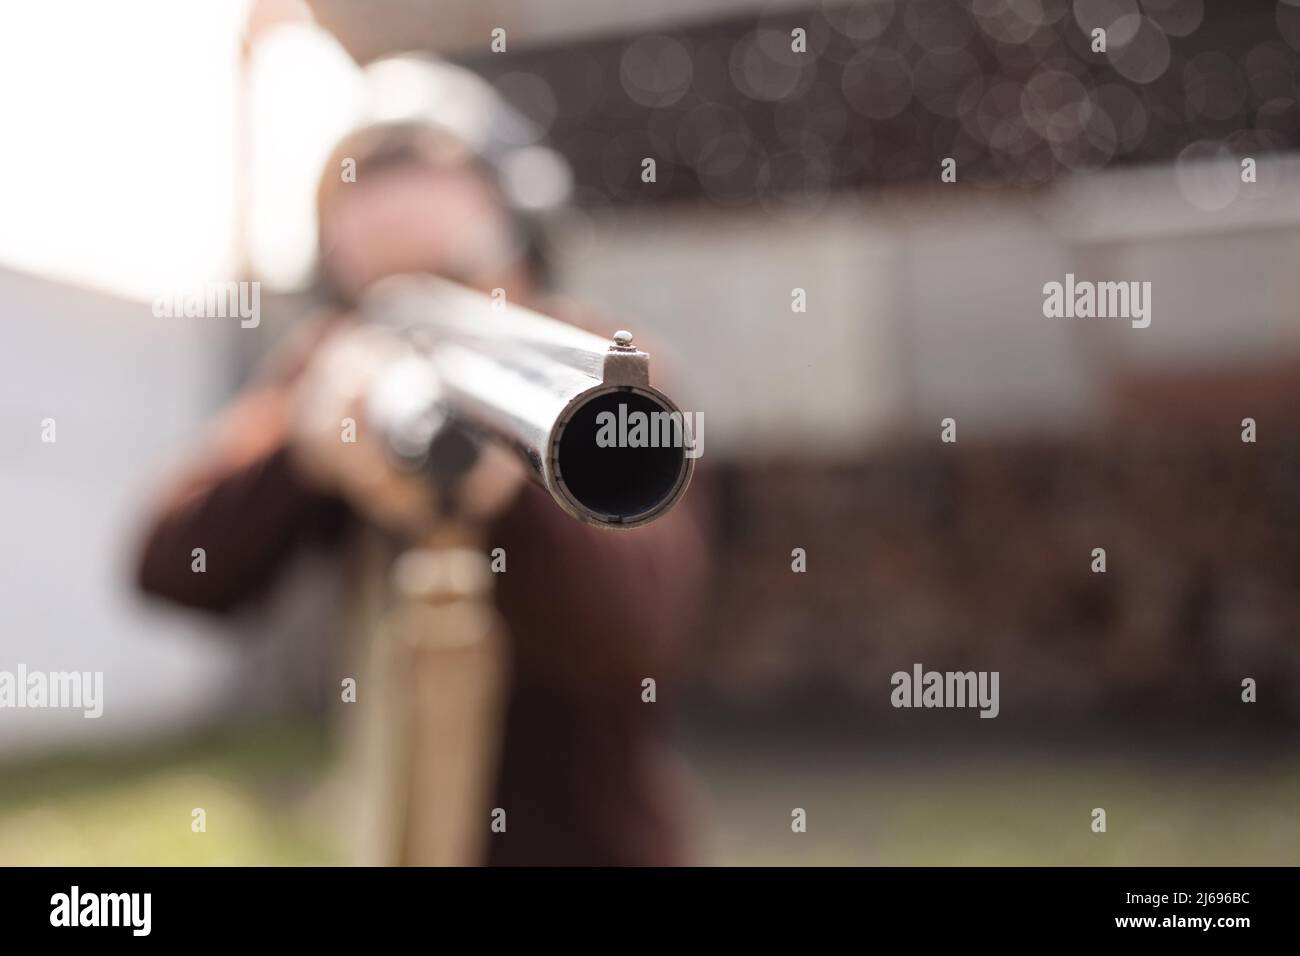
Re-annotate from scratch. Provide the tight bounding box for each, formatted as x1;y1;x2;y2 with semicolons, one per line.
1;0;1297;865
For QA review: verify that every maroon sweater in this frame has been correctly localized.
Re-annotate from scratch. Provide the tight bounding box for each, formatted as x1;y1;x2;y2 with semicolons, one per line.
134;322;709;865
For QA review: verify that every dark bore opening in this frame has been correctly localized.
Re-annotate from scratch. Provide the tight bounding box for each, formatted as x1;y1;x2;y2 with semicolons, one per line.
556;389;689;522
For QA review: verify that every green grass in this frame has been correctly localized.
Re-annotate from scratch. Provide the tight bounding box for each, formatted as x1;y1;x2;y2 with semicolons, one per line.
685;745;1300;866
1;724;1295;865
0;722;340;866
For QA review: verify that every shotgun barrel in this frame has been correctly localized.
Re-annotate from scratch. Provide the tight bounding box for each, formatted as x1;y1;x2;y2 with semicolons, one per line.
362;275;695;529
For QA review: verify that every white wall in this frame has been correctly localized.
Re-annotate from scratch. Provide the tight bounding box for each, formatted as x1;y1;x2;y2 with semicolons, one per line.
554;159;1300;453
0;269;241;755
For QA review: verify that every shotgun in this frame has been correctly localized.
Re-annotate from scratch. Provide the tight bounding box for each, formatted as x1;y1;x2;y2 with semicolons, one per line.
361;274;695;529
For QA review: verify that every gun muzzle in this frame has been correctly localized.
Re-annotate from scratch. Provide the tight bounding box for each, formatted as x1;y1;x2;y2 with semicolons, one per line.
363;276;695;530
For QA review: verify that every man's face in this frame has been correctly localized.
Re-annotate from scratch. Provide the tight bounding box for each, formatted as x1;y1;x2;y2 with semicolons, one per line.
323;163;532;305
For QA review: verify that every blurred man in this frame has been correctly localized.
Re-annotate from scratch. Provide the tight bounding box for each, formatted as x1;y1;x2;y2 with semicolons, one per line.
135;120;708;865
